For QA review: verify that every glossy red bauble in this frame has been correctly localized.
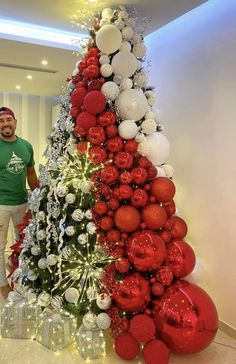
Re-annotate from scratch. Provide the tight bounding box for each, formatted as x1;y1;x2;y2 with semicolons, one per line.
93;200;108;215
97;111;117;127
167;240;196;278
114;152;133;170
100;165;119;184
114;205;141;233
115;257;130;273
131;188;148;208
150;177;176;203
143;339;170;364
131;167;148;185
106;136;124;153
170;216;188;239
141;204;167;230
106;125;118;137
124;140;138;153
99;216;114;231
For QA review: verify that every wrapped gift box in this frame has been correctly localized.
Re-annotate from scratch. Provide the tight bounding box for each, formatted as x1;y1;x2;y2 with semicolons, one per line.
0;300;41;339
36;310;77;351
76;324;106;360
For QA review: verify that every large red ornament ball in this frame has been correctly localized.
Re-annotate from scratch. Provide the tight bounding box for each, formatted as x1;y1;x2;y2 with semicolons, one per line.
115;332;140;361
167;240;196;278
143;339;170;364
129;314;156;342
131;167;148;185
88;145;107;164
131;188;148;208
83;90;106;115
115;152;133;170
127;230;166;271
170;216;188;239
113;273;151;312
114;205;141;233
141;204;167;230
76;111;97;133
71;87;88;108
154;280;218;354
150;177;176;203
98;111;117;126
88;126;106;145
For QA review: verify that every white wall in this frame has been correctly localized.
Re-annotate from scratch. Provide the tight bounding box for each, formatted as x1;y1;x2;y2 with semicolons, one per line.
146;0;236;329
0;93;59;169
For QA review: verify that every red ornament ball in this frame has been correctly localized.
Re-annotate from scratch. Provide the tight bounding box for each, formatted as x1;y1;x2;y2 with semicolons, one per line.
115;257;130;273
170;216;188;239
147;166;158;179
119;171;132;184
116;184;133;201
131;167;148;185
93;200;108;216
106;136;124;153
76;111;97;133
70;106;80;118
100;165;119;184
167;240;196;278
87;79;101;91
163;200;176;217
141;204;167;230
88;146;107;164
86;64;100;79
106;125;118;137
138;156;152;168
77;141;88;154
88;126;106;145
131;188;148;208
83;90;106;115
152;282;164;296
115;152;133;170
71;87;88;108
87;56;99;66
154;280;218;354
107;228;121;243
127;230;166;271
150;177;176;203
99;216;114;231
97;111;117;127
129;314;156;342
143;339;170;364
115;332;140;361
108;198;120;210
114;205;141;233
124;140;138;153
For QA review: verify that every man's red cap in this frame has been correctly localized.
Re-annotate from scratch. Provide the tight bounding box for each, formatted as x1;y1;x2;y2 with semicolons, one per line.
0;107;16;119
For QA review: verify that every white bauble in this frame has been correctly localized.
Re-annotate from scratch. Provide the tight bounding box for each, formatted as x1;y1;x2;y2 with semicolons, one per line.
119;41;131;52
156;167;166;177
80;180;92;193
31;245;41;256
101;8;113;20
72;178;81;189
72;209;84;221
67;143;77;155
100;63;113;78
86;222;97;234
65;193;76;204
96;24;122;55
118;8;128;20
38;291;51;307
116;89;148;121
96;313;111;330
145;90;156;106
65;287;79;304
134;132;145;143
46;254;58;266
37;230;46;241
82;312;97;330
67;80;75;90
51;295;63;309
62;246;72;259
118;120;138;140
56;184;68;197
113;74;123;85
77;233;88;245
85;209;93;220
134;72;148;88
27;270;38;281
120;77;133;91
122;26;134;41
162;164;174;178
37;211;46;221
133;32;142;43
140;119;157;134
137;132;170;165
100;18;111;26
133;42;147;59
111;51;137;78
65;226;76;236
114;18;125;30
101;81;120;101
96;293;111;310
38;258;47;270
145;111;155;120
99;55;110;65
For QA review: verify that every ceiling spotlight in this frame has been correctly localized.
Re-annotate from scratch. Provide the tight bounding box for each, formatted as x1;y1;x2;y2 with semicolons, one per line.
41;60;48;65
16;85;21;90
27;75;33;80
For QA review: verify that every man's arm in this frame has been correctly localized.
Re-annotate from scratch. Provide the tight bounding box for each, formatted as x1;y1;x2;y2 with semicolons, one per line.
27;166;39;190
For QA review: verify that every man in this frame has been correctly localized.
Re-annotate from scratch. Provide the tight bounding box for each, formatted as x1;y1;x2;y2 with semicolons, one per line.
0;107;38;299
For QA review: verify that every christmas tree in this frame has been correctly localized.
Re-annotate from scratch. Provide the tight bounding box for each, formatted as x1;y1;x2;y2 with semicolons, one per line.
12;5;218;363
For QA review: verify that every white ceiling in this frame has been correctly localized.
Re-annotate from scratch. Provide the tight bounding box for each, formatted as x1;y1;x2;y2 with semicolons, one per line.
0;0;207;97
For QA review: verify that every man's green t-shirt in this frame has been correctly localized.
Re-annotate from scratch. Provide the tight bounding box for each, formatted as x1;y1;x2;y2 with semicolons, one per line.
0;137;35;205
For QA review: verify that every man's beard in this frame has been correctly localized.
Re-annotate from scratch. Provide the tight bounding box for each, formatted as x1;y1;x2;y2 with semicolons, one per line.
0;127;14;138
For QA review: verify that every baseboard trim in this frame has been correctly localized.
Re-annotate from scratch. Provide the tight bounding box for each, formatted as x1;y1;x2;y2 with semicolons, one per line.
219;320;236;339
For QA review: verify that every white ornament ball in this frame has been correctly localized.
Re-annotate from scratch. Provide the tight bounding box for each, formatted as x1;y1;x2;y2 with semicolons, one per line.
137;132;170;165
122;26;134;41
31;245;41;256
120;77;133;91
38;258;47;270
85;209;93;220
66;226;76;236
118;8;128;20
86;222;97;234
80;180;92;193
145;90;156;106
56;184;68;197
46;254;58;266
140;119;157;134
51;295;63;309
113;74;123;85
111;51;137;78
27;270;38;281
72;178;81;189
99;55;110;65
134;132;145;143
100;63;113;77
65;287;79;304
133;42;147;59
162;164;174;178
37;211;46;221
119;41;131;52
134;72;148;88
38;291;51;307
96;293;111;310
156;167;166;177
77;233;88;245
133;33;142;43
67;80;76;90
101;8;113;20
96;24;122;55
37;230;46;241
101;81;120;101
96;313;111;330
114;18;125;30
118;120;138;140
83;312;97;330
67;143;77;155
145;111;155;120
72;68;78;77
66;193;76;204
116;89;148;121
72;209;84;221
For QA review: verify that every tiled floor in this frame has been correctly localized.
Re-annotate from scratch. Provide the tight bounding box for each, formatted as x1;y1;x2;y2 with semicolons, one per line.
0;319;236;364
